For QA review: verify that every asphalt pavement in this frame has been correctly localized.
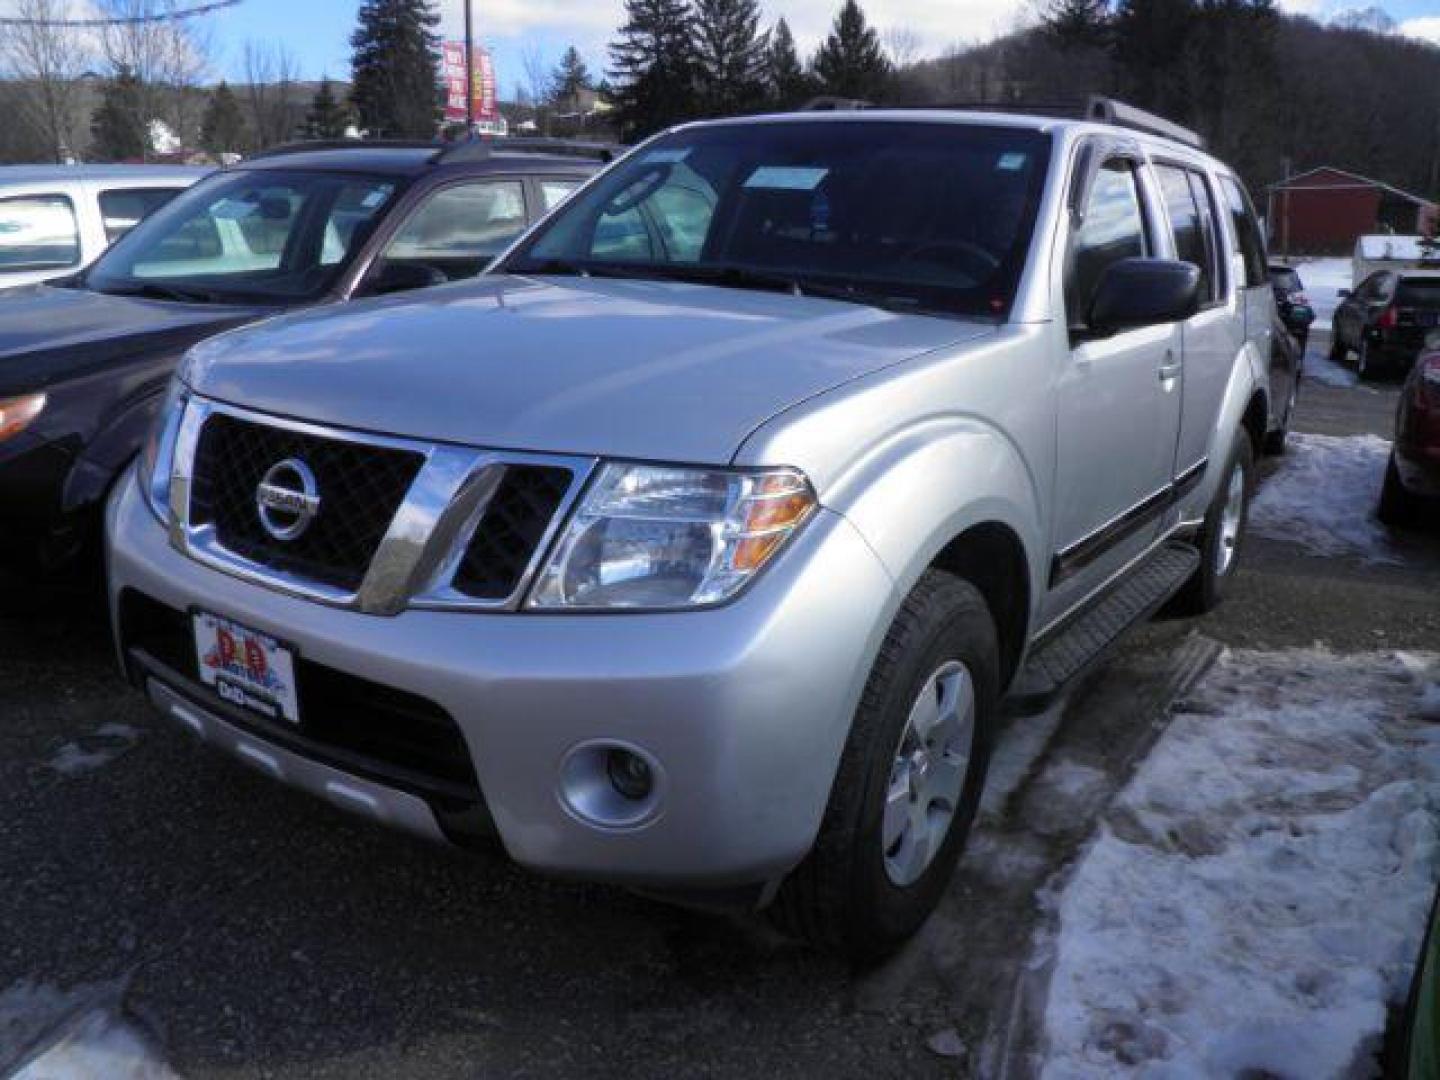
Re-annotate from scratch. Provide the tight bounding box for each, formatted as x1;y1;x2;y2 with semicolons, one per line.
1;331;1437;1078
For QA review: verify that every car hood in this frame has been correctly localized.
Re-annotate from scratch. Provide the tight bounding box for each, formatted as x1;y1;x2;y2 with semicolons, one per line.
186;276;993;464
0;285;266;396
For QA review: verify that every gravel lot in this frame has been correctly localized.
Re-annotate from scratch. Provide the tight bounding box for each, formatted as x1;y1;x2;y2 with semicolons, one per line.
2;331;1437;1078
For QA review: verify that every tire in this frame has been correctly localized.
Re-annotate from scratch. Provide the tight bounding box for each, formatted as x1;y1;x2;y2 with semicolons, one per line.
1264;377;1298;456
1378;452;1420;529
769;570;999;963
1172;433;1255;615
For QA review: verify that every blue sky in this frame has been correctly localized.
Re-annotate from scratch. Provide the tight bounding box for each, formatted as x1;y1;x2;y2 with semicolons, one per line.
207;0;1440;92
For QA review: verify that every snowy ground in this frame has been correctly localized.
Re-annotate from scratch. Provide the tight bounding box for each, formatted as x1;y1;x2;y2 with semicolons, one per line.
1288;257;1352;330
1;981;177;1079
1038;648;1440;1077
1303;349;1360;389
1249;432;1401;564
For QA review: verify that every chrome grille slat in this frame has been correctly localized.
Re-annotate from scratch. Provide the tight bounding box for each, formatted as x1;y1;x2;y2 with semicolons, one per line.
168;397;595;613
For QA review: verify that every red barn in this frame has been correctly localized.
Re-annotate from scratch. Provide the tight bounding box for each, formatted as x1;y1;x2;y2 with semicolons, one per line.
1267;167;1437;257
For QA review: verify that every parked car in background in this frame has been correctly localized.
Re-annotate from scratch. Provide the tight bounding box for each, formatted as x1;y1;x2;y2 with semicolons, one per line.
1331;271;1440;377
1269;262;1314;353
1266;305;1304;453
109;101;1285;958
0;139;611;577
1378;330;1440;526
0;165;210;290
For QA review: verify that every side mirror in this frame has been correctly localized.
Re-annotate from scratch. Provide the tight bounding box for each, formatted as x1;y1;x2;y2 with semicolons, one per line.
360;261;447;297
1087;258;1201;336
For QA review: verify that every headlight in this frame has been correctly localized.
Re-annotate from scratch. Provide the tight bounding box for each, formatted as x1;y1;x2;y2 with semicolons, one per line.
0;393;45;444
140;380;189;523
528;464;817;610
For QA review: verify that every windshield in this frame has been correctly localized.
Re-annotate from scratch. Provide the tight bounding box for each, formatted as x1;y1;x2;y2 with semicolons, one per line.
85;168;404;304
500;121;1053;320
1270;269;1302;292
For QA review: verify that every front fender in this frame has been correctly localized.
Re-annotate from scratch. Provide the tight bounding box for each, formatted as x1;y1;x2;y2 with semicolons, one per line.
822;418;1047;617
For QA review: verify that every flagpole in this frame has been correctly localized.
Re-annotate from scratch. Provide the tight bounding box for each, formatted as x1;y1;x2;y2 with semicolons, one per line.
463;0;475;131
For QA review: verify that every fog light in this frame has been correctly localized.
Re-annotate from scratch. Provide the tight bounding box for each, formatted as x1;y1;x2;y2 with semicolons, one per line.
607;749;653;801
558;740;665;829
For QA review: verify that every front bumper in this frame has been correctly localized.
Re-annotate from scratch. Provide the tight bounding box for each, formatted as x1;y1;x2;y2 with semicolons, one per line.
107;467;899;888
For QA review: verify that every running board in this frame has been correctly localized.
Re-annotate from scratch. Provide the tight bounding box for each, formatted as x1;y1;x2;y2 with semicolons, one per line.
1008;541;1201;708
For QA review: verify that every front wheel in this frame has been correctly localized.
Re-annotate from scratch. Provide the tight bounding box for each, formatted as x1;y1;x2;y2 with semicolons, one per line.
769;570;999;962
1172;433;1254;615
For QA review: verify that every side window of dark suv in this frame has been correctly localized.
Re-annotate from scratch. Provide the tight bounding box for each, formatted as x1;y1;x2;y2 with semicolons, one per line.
1066;159;1149;328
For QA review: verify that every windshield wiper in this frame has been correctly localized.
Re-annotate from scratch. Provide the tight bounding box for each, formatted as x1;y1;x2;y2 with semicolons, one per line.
100;281;224;304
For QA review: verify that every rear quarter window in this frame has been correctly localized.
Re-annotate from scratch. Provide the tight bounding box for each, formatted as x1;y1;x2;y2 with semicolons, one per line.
1397;279;1440;307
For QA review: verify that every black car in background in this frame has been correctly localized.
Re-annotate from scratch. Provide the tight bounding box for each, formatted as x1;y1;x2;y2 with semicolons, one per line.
1330;270;1440;378
1269;263;1315;354
0;138;610;577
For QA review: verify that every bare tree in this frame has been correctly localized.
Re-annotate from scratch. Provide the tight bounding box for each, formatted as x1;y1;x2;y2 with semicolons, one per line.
242;39;300;150
95;0;213;156
882;26;925;70
521;44;552;136
0;0;97;162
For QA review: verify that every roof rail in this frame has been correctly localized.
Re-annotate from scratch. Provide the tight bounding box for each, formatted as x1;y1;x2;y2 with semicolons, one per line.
437;137;622;164
247;138;442;160
799;96;873;112
1085;96;1204;149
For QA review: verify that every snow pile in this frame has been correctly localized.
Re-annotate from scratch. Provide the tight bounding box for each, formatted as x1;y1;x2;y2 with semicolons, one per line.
1292;257;1352;330
47;723;140;777
1039;648;1440;1077
1250;432;1400;563
1303;351;1359;389
1;982;177;1080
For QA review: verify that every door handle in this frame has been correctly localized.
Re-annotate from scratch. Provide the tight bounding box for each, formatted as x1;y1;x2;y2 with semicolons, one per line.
1158;354;1182;382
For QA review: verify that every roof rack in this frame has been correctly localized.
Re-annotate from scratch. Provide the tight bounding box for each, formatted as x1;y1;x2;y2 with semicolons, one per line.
437;137;621;164
1084;97;1204;150
795;94;1205;149
246;138;441;160
799;96;874;112
245;136;623;165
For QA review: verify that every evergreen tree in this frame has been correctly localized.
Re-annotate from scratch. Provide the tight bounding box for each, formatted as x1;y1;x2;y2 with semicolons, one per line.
349;0;441;138
766;19;814;108
90;66;148;162
607;0;699;141
812;0;891;101
303;77;351;139
694;0;769;115
549;46;594;109
1044;0;1113;49
200;81;248;156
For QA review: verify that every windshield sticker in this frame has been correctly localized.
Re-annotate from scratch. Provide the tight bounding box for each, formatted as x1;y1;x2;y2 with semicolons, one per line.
997;152;1028;172
745;166;830;192
641;148;692;165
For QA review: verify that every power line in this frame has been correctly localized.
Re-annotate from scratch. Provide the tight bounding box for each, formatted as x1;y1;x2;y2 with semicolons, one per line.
0;0;242;28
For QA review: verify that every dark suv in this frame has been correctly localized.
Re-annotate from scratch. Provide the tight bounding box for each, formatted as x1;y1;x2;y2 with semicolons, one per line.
0;138;611;576
1331;270;1440;377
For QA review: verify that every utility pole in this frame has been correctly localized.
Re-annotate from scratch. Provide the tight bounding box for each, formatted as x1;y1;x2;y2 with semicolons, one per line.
463;0;474;131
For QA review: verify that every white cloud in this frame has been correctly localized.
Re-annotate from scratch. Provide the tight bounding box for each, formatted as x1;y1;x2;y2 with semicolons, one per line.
1401;15;1440;44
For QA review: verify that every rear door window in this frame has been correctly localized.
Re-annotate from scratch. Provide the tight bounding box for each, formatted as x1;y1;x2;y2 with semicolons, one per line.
1155;164;1222;305
539;179;582;212
98;187;184;243
1219;176;1267;288
0;194;80;272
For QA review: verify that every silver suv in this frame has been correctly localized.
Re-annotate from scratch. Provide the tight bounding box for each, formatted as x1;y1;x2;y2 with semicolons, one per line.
108;102;1287;958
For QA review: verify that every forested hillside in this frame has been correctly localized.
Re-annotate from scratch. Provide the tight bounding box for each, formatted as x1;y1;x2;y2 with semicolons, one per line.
897;5;1440;198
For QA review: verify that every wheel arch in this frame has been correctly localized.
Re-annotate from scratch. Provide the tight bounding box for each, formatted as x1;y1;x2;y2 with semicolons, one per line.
927;521;1032;688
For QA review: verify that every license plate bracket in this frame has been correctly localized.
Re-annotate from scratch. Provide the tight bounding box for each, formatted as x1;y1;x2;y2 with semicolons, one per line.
192;610;301;725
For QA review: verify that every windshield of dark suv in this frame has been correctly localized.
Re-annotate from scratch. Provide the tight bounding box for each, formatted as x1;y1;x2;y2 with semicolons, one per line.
85;168;404;304
500;121;1052;320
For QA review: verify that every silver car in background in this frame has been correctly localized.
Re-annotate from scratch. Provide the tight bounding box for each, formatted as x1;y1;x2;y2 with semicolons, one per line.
107;101;1285;958
0;164;210;289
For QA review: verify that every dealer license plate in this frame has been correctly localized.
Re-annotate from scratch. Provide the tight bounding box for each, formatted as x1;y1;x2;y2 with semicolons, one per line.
193;611;300;725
